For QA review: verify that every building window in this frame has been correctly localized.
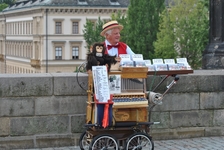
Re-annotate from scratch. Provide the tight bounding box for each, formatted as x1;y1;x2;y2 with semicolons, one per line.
54;19;64;34
109;0;120;5
78;0;87;4
55;22;62;34
31;22;33;34
72;22;79;34
55;47;62;60
72;46;79;59
52;41;65;60
23;22;25;35
13;23;15;35
27;22;30;35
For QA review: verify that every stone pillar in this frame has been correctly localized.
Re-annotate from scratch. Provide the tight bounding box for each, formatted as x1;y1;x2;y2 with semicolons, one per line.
202;0;224;69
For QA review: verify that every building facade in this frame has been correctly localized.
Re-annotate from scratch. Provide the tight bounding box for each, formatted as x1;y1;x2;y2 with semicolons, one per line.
0;0;129;73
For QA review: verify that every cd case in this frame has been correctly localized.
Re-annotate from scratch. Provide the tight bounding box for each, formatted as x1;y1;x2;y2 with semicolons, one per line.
154;64;168;71
167;64;180;70
147;65;155;71
177;63;192;70
135;61;146;67
120;60;134;67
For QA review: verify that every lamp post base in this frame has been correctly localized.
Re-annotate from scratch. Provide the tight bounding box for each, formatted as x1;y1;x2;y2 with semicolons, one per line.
202;43;224;69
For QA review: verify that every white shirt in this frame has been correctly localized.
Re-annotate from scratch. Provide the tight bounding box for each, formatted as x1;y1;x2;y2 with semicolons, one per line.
105;40;135;57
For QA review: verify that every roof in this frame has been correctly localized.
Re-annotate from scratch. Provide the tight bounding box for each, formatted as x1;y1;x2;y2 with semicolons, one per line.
4;0;172;12
3;0;130;12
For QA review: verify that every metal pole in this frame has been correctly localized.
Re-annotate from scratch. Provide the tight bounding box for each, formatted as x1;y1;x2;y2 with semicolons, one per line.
45;8;48;73
3;12;6;73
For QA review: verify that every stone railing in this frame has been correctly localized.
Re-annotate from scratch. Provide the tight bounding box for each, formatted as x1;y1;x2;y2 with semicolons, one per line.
148;70;224;140
0;70;223;149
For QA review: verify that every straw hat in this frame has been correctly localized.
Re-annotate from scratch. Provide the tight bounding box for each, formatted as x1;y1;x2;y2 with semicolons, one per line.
100;20;123;36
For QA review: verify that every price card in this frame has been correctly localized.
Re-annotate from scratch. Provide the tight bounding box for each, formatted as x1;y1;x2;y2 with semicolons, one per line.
120;54;131;61
132;54;144;61
164;59;175;64
144;60;152;65
152;58;164;64
176;58;188;64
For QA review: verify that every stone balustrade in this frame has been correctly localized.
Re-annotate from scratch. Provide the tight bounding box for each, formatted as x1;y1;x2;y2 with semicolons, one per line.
0;70;224;149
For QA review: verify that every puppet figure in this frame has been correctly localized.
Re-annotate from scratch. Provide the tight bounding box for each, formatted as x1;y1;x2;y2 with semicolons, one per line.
86;42;117;72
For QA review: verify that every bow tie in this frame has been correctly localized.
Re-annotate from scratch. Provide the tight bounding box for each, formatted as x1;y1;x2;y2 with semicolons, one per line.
107;44;119;50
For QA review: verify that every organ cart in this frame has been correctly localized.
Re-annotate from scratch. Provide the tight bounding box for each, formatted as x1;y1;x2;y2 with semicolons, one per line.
77;63;193;150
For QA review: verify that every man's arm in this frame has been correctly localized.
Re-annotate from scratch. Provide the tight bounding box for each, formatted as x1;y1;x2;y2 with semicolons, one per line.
126;45;135;55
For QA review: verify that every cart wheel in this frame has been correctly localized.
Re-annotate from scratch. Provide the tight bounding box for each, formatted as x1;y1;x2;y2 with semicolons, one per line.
125;132;154;150
89;134;119;150
79;131;91;150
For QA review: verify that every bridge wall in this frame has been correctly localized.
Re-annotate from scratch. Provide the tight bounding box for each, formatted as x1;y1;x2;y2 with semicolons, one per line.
0;70;223;149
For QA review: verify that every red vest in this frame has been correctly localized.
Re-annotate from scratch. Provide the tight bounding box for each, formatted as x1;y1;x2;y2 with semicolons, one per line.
104;42;127;56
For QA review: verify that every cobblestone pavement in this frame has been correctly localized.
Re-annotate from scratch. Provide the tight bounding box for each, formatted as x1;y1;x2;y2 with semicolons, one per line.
15;136;224;150
153;136;224;150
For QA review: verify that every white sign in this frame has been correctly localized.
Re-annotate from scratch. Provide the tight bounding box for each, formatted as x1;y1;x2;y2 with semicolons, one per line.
92;66;110;103
176;58;188;64
144;60;152;65
132;54;144;61
164;59;175;64
120;54;131;61
152;58;164;64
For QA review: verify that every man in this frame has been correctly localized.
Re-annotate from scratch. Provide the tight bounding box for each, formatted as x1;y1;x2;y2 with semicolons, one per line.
100;20;135;61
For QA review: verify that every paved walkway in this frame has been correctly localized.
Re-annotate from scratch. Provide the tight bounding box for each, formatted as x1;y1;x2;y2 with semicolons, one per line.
154;136;224;150
14;136;224;150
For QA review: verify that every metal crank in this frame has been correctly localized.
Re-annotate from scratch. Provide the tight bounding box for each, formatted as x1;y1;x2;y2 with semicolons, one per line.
147;75;179;105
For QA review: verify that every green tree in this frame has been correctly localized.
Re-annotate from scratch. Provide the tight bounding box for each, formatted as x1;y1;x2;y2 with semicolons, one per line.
0;0;15;5
154;0;209;69
175;0;209;69
126;0;165;59
83;17;105;51
0;0;16;11
0;3;8;11
199;0;209;9
154;9;177;58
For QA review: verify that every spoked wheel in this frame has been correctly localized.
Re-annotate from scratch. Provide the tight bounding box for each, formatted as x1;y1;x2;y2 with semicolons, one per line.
89;134;119;150
125;132;154;150
79;131;91;150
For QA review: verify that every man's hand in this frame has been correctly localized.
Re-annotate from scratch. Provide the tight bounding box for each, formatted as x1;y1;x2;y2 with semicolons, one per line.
115;57;121;62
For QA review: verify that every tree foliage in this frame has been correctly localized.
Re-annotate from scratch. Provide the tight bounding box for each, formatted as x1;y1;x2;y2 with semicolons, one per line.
126;0;165;59
154;9;177;58
154;0;209;69
0;3;8;11
83;17;105;51
0;0;15;5
0;0;16;11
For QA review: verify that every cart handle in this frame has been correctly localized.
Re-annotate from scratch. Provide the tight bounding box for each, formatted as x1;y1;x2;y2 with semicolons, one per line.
83;121;160;128
83;124;97;128
153;122;160;125
114;121;157;127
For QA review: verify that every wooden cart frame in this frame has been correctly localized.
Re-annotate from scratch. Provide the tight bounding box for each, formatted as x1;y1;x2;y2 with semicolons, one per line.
76;64;193;150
